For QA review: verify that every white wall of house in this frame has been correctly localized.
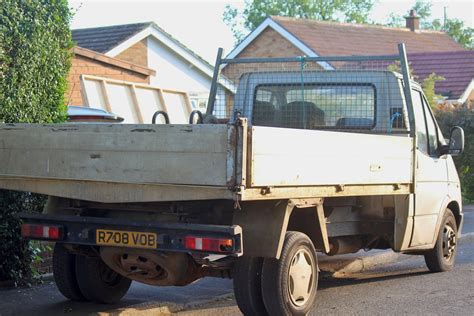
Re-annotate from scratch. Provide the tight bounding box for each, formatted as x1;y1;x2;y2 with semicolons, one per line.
146;36;230;116
147;37;211;96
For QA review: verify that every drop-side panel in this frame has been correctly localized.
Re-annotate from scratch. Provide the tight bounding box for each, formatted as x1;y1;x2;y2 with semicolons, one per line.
0;124;231;187
250;126;412;187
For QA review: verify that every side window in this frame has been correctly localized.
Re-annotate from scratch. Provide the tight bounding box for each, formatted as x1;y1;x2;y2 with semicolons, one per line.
411;90;428;154
421;96;439;155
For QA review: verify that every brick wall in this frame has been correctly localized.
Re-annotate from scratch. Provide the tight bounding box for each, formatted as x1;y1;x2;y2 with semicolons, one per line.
222;27;318;83
116;39;148;67
67;54;150;106
236;27;304;58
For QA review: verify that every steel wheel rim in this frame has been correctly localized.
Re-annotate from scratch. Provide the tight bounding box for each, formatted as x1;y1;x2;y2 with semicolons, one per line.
442;224;456;261
99;260;121;285
288;248;315;307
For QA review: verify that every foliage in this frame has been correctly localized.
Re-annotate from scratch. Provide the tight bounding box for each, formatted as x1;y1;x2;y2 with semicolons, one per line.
387;62;444;109
412;0;432;21
421;73;445;108
223;0;375;43
385;0;473;49
0;192;47;285
0;0;72;285
429;18;473;50
435;107;474;202
0;0;72;123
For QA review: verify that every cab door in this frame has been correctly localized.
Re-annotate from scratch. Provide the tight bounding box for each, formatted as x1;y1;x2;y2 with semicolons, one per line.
411;89;448;247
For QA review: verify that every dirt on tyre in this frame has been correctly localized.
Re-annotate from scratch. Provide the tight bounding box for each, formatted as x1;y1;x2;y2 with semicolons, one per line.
75;254;132;304
424;208;458;272
233;256;267;316
52;243;85;301
261;231;318;316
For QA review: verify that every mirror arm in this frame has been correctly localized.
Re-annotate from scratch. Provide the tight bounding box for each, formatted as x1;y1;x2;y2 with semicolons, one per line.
438;144;449;156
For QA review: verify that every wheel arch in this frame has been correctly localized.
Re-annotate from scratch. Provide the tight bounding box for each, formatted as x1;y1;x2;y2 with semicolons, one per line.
233;198;329;258
447;200;462;229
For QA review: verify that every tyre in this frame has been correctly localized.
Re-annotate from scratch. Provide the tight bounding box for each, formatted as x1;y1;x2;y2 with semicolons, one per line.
75;254;132;304
261;231;318;316
424;209;458;272
233;257;267;316
52;243;85;301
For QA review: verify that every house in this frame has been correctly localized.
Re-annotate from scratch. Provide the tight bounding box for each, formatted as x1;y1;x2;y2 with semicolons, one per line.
224;14;472;106
67;46;155;106
72;22;233;113
227;14;464;60
408;51;474;105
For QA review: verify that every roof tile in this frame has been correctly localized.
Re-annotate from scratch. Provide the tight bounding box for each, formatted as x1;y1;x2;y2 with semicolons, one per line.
271;16;465;56
72;22;151;53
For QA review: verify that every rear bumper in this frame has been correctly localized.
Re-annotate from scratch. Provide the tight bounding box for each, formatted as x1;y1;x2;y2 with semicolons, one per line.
19;213;242;256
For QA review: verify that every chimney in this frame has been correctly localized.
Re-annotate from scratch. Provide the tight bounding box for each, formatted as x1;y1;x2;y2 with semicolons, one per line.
405;9;420;32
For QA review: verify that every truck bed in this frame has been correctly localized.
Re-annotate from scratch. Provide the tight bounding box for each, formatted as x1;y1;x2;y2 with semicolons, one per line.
0;123;235;202
0;122;413;203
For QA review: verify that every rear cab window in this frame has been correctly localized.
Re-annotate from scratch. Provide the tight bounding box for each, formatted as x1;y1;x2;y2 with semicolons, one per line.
253;84;376;130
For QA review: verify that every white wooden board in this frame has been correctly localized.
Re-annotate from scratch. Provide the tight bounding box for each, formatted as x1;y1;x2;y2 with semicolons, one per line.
250;126;413;187
80;75;193;124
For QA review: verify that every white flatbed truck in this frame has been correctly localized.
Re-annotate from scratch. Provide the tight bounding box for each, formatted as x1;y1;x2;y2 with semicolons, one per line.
0;44;465;315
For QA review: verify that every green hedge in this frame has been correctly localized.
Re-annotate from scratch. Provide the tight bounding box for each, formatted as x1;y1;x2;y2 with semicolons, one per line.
435;107;474;202
0;0;72;285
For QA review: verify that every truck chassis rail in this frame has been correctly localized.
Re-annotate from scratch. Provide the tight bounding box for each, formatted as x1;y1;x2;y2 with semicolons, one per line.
19;213;242;256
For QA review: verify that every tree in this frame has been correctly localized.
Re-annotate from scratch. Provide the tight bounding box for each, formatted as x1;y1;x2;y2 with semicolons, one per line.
430;18;473;49
0;0;72;285
384;0;473;49
387;62;444;109
421;73;445;109
224;0;375;43
436;107;474;202
385;0;432;28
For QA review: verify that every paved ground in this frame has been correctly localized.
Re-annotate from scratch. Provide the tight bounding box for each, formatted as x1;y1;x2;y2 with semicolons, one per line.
177;236;474;316
1;209;473;315
0;278;232;316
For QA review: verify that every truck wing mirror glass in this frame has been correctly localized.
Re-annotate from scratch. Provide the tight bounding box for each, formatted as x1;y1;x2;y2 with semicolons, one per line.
446;126;464;156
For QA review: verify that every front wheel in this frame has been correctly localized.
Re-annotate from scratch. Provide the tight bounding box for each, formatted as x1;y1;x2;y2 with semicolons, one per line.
424;209;458;272
261;231;318;316
75;255;132;304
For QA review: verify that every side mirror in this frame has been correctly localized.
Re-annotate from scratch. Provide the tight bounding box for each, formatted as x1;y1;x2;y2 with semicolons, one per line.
444;126;464;156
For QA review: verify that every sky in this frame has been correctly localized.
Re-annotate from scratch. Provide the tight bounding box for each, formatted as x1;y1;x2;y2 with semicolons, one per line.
70;0;474;63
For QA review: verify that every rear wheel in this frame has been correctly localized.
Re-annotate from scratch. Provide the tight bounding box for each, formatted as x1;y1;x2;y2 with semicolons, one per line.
52;243;85;301
233;256;267;315
261;231;318;316
424;209;458;272
75;255;132;304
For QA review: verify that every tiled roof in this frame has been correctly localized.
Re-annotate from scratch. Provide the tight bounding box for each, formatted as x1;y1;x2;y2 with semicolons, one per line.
271;16;465;56
72;22;151;53
408;51;474;100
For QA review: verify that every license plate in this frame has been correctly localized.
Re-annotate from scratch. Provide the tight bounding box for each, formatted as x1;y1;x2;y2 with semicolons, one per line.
96;229;157;249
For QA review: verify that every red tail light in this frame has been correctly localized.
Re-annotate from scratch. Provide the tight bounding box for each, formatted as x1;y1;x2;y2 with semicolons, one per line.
21;224;64;240
184;236;234;253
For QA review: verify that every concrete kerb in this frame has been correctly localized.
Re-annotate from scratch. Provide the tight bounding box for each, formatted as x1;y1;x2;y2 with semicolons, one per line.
97;293;235;316
319;232;474;276
460;231;474;243
318;251;410;276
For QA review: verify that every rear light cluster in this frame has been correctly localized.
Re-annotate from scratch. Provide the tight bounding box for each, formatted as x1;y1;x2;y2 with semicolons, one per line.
21;224;64;240
184;236;234;253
